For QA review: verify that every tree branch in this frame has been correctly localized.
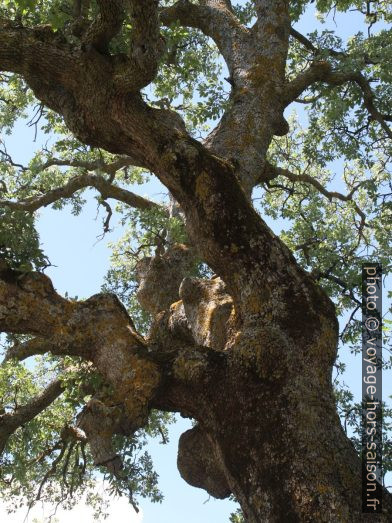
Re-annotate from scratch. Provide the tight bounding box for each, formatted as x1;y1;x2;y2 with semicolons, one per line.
82;0;125;53
199;0;290;193
0;20;75;79
0;172;161;213
0;379;64;453
284;63;392;139
118;0;164;91
290;26;381;65
315;271;361;307
0;268;223;434
160;0;247;80
0;269;161;420
0;16;185;165
283;60;334;103
0;271;69;338
263;161;367;226
2;337;54;363
289;27;345;59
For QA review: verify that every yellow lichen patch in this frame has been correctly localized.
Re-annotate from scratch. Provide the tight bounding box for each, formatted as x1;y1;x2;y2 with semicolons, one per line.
207;298;233;350
230;243;239;253
316;483;331;495
223;307;238;350
182;277;234;350
173;350;207;383
248;56;279;89
98;348;161;424
170;299;183;312
195;170;213;202
247;294;263;315
63;299;78;314
198;301;214;338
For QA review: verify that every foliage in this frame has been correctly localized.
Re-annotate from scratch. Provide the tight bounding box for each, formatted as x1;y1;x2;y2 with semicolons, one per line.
229;507;245;523
0;348;173;516
0;208;48;271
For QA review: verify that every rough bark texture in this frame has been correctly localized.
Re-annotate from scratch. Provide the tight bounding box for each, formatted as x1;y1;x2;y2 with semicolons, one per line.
0;2;391;521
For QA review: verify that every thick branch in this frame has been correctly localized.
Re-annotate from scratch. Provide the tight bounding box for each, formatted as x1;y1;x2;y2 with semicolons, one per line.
0;21;77;81
283;60;334;103
0;268;228;435
0;270;161;425
160;0;246;78
0;271;68;337
0;18;179;157
82;0;125;53
200;0;290;193
123;0;164;90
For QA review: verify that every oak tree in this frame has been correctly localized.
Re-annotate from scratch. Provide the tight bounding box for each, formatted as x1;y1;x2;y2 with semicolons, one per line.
0;0;391;521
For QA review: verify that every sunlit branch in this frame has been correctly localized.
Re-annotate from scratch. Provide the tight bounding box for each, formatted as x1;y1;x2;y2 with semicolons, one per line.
0;269;166;438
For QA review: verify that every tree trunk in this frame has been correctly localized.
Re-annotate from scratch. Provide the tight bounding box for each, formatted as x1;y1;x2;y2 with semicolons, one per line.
168;316;391;522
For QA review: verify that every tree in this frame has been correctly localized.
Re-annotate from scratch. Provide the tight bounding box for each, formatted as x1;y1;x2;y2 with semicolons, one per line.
0;0;391;521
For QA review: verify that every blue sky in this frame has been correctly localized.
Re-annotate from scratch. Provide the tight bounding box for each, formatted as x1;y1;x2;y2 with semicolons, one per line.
1;3;391;522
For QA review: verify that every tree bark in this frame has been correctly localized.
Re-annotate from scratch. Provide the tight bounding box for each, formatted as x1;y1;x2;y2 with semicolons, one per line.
0;2;391;520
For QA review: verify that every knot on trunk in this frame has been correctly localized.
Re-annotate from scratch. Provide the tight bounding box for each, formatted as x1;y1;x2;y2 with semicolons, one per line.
177;424;231;499
135;243;195;314
179;276;234;350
